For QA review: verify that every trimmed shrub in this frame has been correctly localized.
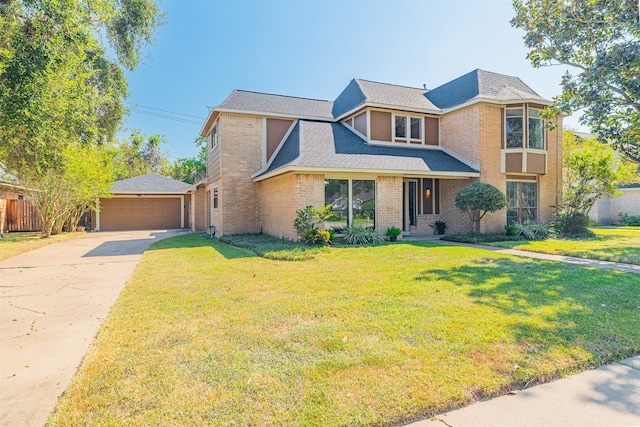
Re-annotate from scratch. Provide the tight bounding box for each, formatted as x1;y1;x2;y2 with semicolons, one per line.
557;211;594;237
620;213;640;226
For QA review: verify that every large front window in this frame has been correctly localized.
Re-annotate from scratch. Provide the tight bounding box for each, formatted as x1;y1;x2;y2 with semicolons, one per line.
325;179;375;229
507;181;537;224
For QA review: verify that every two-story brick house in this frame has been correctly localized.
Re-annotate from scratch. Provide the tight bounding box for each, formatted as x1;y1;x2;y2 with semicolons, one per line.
195;69;562;239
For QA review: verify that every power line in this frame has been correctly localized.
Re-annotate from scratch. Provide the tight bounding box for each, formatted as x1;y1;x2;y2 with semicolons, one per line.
126;102;205;126
128;109;203;126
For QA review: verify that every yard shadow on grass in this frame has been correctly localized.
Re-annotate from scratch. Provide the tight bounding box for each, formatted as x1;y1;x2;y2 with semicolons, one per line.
144;233;257;260
414;255;640;413
415;255;639;363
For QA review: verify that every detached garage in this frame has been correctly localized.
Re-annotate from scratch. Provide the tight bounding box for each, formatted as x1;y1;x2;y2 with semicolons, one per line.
94;174;192;231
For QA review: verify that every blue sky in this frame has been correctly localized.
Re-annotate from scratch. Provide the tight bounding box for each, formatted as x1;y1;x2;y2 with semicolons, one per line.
122;0;584;160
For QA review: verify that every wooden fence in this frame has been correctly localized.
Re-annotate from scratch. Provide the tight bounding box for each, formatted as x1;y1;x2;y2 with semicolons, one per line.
2;199;41;232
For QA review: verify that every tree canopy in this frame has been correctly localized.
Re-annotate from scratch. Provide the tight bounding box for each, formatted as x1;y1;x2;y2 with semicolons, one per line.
562;131;639;214
512;0;640;162
168;137;207;184
455;182;507;234
0;0;163;177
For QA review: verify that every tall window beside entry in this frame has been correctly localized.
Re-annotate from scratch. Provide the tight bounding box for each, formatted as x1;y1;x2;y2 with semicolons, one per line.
325;179;375;229
507;181;537;224
505;108;523;148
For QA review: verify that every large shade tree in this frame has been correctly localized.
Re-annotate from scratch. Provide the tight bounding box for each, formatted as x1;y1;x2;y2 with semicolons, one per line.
0;0;162;236
512;0;640;162
0;0;163;176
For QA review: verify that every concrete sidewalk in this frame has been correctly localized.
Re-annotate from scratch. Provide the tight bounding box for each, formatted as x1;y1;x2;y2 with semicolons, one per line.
446;241;640;274
0;230;186;427
407;356;640;426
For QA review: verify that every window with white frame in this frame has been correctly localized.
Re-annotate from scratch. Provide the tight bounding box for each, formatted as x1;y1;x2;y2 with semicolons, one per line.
213;186;218;209
394;115;422;143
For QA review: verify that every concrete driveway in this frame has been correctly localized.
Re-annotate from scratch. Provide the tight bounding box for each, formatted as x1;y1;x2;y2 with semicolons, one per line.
0;230;187;427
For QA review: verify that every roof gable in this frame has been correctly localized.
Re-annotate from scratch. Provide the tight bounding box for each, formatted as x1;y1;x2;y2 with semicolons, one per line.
111;173;191;193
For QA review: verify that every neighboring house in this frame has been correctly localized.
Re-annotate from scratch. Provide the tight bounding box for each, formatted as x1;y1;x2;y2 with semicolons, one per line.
590;184;640;225
199;69;563;240
92;174;192;231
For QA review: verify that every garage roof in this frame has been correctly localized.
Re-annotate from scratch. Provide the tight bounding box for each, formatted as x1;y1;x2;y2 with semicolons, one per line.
110;173;191;194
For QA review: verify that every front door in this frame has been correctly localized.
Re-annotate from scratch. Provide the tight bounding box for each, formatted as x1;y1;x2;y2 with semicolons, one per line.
403;179;418;232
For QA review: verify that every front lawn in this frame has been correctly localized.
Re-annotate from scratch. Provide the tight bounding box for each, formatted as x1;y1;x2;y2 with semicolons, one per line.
49;234;640;426
490;227;640;265
0;231;80;261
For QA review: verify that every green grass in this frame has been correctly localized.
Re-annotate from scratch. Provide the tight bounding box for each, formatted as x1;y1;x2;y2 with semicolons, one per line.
0;231;80;261
48;234;640;426
490;227;640;265
219;233;329;261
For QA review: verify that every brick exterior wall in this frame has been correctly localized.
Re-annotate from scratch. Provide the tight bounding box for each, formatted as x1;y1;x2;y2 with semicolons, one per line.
590;187;640;225
208;178;223;235
440;105;481;168
478;103;508;233
539;116;563;224
191;184;207;232
209;113;264;236
410;178;475;235
259;173;298;240
376;176;403;238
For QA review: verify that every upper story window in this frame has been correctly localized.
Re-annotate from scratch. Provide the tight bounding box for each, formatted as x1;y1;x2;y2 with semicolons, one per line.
528;109;544;149
209;122;219;150
394;115;422;143
506;107;545;150
506;108;523;148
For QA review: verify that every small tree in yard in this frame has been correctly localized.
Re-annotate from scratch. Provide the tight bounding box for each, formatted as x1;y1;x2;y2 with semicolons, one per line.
455;182;507;234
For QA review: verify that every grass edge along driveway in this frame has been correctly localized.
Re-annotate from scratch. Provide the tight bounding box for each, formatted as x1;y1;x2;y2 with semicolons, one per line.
49;234;640;427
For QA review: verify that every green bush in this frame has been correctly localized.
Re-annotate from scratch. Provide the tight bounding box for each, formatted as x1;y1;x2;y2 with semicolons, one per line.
620;213;640;226
556;211;594;237
513;222;555;240
343;225;384;245
504;224;519;236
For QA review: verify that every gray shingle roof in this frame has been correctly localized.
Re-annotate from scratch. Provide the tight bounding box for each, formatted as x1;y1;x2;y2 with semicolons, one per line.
262;121;478;176
333;79;440;117
215;70;548;121
111;173;191;193
426;69;547;109
218;90;334;119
